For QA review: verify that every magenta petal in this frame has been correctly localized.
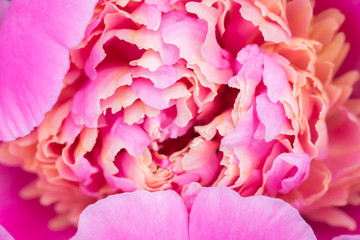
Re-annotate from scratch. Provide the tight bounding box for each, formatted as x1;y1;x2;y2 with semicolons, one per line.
189;186;316;240
0;164;75;240
0;0;97;141
73;190;189;240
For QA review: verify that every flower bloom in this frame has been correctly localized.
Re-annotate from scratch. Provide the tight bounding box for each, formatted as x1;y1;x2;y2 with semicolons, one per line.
0;0;360;239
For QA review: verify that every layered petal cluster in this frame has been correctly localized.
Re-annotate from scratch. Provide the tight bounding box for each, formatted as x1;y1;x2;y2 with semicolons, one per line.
0;0;360;236
0;0;234;228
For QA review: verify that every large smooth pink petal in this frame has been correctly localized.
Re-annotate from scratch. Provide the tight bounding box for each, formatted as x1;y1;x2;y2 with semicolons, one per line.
189;186;316;240
0;0;97;141
72;190;189;240
0;164;75;240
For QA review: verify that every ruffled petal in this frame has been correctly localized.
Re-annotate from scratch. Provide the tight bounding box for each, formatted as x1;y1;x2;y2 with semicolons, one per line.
265;153;311;195
0;0;97;141
72;190;188;240
314;0;360;75
71;66;133;127
189;186;316;240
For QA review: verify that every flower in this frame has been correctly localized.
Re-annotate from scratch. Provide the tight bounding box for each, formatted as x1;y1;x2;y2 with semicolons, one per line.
1;0;360;239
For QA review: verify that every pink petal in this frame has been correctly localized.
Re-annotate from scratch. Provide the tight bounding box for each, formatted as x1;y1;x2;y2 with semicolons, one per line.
161;12;207;65
107;27;179;66
0;0;97;141
58;128;98;182
173;138;222;186
228;44;263;111
72;190;188;240
132;3;162;31
189;186;316;240
106;116;150;156
333;235;360;240
71;67;132;127
0;164;75;239
101;117;151;175
129;49;165;72
238;0;291;44
131;65;179;89
221;106;258;147
131;78;190;110
265;153;311;195
255;93;289;142
145;0;173;12
185;2;231;69
263;55;292;103
326;107;360;180
0;0;8;27
0;225;13;240
181;182;203;211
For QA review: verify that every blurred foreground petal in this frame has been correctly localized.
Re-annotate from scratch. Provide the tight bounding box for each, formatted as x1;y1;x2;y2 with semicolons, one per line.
0;225;13;240
0;0;97;141
0;164;75;239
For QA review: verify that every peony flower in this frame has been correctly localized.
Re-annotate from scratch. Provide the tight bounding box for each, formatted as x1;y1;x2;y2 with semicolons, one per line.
1;0;360;239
